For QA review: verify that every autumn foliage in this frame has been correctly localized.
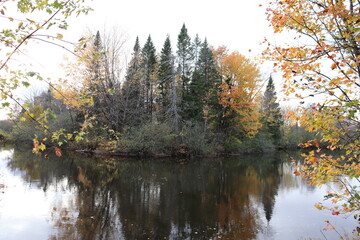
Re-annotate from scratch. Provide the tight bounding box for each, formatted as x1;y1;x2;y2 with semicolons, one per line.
264;0;360;215
216;49;262;138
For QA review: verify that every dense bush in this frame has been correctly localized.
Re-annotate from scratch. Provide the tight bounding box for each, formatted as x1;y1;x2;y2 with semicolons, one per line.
280;124;318;149
223;130;276;154
180;122;220;156
0;120;13;142
117;122;178;156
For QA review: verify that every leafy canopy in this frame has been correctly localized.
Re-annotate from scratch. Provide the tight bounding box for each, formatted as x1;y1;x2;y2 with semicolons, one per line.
264;0;360;216
0;0;91;155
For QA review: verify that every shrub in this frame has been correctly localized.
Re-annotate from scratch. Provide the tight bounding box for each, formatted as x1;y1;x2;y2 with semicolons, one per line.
180;122;220;156
117;122;178;155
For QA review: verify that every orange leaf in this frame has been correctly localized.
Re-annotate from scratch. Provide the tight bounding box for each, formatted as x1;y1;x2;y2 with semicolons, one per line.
331;63;337;70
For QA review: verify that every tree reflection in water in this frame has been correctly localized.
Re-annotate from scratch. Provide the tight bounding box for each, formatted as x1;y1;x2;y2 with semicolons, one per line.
4;148;301;240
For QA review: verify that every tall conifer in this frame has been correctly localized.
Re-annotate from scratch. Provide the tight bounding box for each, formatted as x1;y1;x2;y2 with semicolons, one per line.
158;36;173;111
262;76;282;143
176;24;193;112
142;35;157;119
185;39;219;122
121;36;144;127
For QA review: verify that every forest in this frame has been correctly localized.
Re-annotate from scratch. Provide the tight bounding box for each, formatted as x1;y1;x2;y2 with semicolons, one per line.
0;24;314;157
1;0;360;238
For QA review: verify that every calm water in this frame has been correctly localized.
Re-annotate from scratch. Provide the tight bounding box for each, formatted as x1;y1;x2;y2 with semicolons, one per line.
0;147;358;240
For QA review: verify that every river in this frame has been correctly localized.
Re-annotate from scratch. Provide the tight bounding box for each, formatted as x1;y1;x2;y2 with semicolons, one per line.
0;147;358;240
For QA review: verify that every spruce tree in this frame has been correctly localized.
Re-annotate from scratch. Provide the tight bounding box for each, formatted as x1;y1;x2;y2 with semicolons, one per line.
185;39;219;122
262;76;282;144
169;55;180;133
120;36;144;127
176;24;193;111
88;31;104;110
192;34;202;68
158;36;173;113
142;35;157;119
133;36;140;53
196;39;219;93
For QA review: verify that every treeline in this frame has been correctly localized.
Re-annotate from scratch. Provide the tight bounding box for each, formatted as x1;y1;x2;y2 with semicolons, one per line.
0;24;316;156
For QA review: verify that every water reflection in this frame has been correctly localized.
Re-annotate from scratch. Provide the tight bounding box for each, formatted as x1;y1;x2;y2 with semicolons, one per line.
0;147;357;240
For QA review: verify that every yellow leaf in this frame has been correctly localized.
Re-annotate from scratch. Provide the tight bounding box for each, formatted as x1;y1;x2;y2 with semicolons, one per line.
56;33;63;40
39;143;46;151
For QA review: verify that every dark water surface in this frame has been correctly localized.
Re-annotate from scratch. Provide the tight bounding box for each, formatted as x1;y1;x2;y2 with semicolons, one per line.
0;147;358;240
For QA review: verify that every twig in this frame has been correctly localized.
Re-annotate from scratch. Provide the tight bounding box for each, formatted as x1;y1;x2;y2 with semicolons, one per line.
0;0;72;71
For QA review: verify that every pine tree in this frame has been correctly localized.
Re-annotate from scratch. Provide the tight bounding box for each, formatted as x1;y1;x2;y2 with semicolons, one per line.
262;76;282;144
142;35;157;120
176;24;193;111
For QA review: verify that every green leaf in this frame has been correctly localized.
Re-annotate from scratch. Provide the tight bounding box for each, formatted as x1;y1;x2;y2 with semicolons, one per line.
22;81;30;87
1;102;10;107
27;71;36;77
348;110;357;118
75;135;83;142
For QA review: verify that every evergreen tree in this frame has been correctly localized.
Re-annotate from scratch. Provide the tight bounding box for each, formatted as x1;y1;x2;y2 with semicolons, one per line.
120;36;144;127
133;36;140;53
87;31;104;112
157;36;180;132
142;35;157;120
158;36;173;113
192;34;202;69
196;39;219;95
169;55;180;133
176;24;193;111
262;76;282;144
185;39;219;122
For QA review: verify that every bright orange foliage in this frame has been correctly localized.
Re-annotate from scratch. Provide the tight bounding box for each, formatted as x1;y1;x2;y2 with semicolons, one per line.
216;48;262;138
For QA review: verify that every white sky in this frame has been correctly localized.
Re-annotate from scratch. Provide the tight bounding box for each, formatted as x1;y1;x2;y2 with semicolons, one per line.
33;0;273;76
1;0;276;120
69;0;270;54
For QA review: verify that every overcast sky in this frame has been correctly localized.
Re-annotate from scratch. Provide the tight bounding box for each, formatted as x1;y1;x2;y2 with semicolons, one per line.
67;0;270;52
1;0;274;119
35;0;273;82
